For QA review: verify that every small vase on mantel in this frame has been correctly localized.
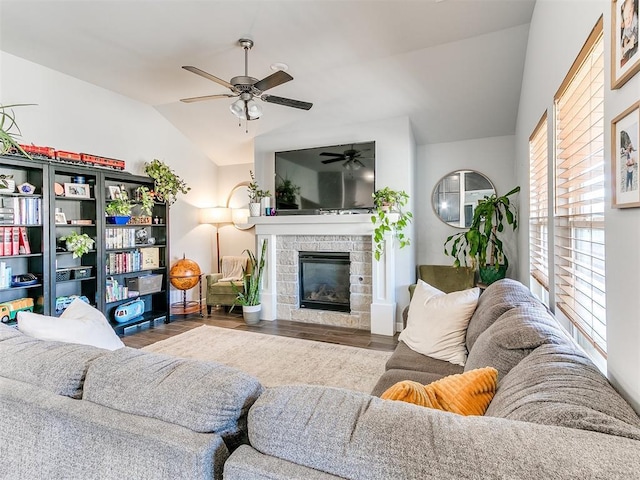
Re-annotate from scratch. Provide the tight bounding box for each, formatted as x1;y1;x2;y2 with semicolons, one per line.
249;203;262;217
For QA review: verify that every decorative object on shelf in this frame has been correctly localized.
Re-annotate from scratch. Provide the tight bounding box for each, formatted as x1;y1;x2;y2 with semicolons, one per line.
17;182;36;194
611;101;640;208
63;182;91;199
108;185;121;200
10;273;38;287
232;238;267;325
54;210;67;225
54;182;64;196
444;186;520;285
135;228;148;245
143;158;190;205
0;174;15;193
612;0;640;90
72;175;85;184
248;170;270;217
105;196;133;224
371;187;413;261
0;103;34;158
170;256;203;316
113;298;145;324
60;231;95;258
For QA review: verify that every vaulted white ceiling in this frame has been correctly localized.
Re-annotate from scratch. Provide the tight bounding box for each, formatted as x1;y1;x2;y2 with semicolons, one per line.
0;0;535;165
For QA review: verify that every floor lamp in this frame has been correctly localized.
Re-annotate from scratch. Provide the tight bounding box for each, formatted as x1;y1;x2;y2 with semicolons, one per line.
199;207;232;273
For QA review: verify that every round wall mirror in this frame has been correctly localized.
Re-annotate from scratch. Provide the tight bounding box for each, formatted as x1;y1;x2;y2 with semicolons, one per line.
226;181;253;230
432;170;495;228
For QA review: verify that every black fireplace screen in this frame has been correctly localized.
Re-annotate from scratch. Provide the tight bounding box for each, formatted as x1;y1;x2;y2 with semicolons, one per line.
299;251;350;312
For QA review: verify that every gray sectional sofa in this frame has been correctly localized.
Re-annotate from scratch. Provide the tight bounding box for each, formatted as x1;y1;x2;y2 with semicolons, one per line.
2;278;640;479
224;279;640;479
0;325;262;480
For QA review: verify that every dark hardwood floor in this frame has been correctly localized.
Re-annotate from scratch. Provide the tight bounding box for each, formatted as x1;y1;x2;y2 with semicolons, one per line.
121;308;399;351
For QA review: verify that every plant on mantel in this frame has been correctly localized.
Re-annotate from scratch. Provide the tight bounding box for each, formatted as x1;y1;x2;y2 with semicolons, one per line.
443;186;520;285
370;187;413;261
248;170;270;202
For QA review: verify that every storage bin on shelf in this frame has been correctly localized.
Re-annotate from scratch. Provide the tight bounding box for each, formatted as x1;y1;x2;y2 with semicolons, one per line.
55;269;71;282
70;266;92;279
126;274;163;295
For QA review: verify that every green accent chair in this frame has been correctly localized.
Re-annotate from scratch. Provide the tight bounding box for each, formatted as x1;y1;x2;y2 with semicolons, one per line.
409;264;477;298
205;256;251;314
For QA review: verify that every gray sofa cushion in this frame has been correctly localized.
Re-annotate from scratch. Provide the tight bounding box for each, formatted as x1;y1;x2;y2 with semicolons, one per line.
371;369;447;397
248;384;640;479
465;304;572;381
0;376;228;480
0;324;106;398
83;347;263;437
486;343;640;440
466;278;541;351
385;341;464;376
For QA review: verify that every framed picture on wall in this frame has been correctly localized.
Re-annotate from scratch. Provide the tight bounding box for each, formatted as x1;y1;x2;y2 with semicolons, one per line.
611;102;640;207
612;0;640;89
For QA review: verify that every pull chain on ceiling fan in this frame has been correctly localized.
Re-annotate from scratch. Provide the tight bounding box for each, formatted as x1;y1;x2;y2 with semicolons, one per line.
180;38;313;131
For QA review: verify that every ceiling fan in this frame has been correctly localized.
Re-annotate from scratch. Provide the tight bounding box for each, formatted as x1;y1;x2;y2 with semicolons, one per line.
180;38;312;125
321;146;371;170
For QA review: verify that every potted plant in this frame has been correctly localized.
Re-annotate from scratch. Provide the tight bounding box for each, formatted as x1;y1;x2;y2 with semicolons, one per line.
105;197;133;224
60;231;95;258
248;170;270;217
275;176;301;209
370;187;413;261
0;103;34;159
444;186;520;285
232;238;268;325
144;159;190;206
135;186;155;217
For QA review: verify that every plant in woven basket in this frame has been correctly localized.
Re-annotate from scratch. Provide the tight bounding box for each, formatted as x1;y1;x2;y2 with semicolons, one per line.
60;231;95;258
144;159;190;205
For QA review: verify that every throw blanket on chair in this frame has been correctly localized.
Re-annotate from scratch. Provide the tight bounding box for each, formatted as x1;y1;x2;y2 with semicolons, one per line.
219;256;247;282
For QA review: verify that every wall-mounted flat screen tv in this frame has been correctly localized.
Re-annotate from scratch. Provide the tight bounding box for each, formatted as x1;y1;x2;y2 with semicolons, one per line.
274;141;375;214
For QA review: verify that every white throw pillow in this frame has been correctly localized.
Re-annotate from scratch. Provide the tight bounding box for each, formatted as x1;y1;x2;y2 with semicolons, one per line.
17;299;124;351
399;279;479;366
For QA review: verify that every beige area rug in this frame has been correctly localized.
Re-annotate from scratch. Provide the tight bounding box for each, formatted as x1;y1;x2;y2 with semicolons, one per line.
143;325;392;393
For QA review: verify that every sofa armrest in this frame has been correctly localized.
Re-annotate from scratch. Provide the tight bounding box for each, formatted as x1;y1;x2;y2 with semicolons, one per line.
248;385;640;480
206;273;224;287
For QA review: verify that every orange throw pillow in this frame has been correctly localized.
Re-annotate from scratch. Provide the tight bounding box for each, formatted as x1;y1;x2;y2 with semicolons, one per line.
381;367;498;416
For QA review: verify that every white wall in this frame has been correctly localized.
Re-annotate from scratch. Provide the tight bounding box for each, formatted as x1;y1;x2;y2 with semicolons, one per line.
0;51;218;302
416;135;517;274
515;0;640;411
253;116;417;323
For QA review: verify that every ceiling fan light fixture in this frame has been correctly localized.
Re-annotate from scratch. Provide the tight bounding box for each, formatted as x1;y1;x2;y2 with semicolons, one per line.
246;99;263;119
229;99;246;118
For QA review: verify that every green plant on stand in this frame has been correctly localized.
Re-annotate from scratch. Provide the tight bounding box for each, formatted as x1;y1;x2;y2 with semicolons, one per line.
0;103;34;159
144;159;190;205
444;186;520;285
371;187;413;261
232;238;268;325
60;231;95;258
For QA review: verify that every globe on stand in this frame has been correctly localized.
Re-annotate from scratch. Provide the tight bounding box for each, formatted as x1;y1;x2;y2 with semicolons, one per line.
169;255;203;316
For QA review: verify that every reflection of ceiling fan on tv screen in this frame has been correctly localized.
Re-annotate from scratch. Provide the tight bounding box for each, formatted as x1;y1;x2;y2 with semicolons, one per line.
320;145;373;170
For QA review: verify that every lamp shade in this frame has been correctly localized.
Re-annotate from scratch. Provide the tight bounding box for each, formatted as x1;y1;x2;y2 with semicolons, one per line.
199;206;232;225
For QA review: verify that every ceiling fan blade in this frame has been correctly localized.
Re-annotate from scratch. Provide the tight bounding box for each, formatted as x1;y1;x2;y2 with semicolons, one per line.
321;158;344;164
320;152;345;157
180;93;238;103
182;66;234;90
254;70;293;92
261;94;313;110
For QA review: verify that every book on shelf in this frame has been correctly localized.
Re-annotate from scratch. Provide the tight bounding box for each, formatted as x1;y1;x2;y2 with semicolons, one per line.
3;227;12;255
11;227;19;255
18;227;31;254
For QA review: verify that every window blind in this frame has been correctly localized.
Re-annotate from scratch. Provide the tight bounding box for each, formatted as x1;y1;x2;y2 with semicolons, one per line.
553;18;606;356
529;112;549;289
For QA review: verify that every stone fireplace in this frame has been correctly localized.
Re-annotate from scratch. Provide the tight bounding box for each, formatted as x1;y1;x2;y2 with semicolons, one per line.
251;215;397;335
299;251;351;313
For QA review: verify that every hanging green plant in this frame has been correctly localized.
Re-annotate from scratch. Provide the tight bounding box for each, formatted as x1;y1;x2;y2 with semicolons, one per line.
135;186;155;216
370;187;413;261
0;104;34;159
144;159;190;205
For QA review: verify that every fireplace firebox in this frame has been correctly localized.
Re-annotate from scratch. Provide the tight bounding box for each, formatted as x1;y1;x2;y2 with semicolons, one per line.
299;251;350;312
